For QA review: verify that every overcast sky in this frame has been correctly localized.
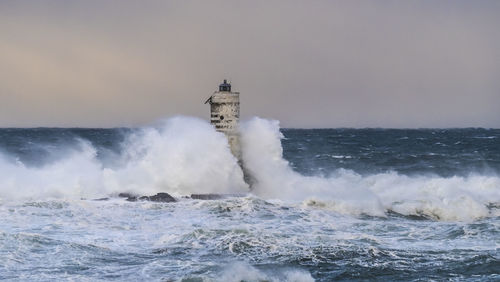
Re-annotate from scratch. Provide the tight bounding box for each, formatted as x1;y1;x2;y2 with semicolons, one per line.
1;0;499;128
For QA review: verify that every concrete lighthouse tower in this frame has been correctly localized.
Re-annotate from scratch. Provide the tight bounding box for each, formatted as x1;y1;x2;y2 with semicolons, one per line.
205;80;241;160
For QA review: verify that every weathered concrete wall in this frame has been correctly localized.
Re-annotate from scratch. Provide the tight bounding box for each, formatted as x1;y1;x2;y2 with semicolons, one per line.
207;90;241;159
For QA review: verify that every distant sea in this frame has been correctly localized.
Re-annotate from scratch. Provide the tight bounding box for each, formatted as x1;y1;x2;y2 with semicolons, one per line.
0;117;498;281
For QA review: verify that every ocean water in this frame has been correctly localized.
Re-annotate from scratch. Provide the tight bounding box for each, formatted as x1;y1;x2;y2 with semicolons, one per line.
0;116;499;281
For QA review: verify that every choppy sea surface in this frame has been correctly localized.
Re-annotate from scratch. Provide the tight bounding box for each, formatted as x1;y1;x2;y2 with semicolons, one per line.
0;117;499;281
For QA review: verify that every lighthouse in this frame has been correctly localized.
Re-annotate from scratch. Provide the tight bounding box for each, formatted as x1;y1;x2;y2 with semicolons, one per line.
204;80;241;160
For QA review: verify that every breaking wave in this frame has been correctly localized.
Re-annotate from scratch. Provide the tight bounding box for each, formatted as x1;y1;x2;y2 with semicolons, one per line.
0;116;499;221
240;117;500;221
0;117;248;202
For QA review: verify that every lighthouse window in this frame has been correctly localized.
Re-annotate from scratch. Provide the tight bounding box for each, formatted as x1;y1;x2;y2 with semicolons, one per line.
220;115;224;120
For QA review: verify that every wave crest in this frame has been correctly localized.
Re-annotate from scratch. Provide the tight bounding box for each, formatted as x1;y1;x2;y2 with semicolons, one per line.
240;117;500;221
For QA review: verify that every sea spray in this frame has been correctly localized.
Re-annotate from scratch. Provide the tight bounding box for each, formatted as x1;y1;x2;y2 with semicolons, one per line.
0;116;499;221
219;262;314;282
0;139;105;201
0;118;499;280
0;116;247;202
240;117;385;216
111;116;247;196
240;117;500;221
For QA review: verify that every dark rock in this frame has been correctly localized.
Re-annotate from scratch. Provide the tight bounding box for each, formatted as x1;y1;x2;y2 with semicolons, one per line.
150;192;176;202
93;197;109;201
118;192;139;202
118;192;176;203
118;192;136;198
190;194;225;200
140;192;176;203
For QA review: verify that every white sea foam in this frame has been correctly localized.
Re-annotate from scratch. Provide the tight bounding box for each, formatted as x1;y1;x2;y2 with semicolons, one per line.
0;140;105;200
240;117;500;221
0;116;499;221
0;116;247;202
219;262;314;282
109;116;248;196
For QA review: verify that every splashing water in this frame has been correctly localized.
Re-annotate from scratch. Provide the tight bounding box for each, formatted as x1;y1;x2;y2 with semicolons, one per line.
0;116;499;280
0;116;248;202
240;117;500;221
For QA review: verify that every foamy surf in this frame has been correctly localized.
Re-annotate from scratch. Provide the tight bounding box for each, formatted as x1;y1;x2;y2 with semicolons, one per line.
0;119;499;280
0;116;499;221
240;117;500;221
0;116;248;202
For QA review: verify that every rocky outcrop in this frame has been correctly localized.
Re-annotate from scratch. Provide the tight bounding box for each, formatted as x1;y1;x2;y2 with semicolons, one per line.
140;192;176;203
115;192;245;202
190;194;225;200
190;193;246;200
118;192;176;203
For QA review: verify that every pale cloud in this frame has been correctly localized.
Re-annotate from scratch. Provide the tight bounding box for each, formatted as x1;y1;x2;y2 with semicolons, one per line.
0;0;499;127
